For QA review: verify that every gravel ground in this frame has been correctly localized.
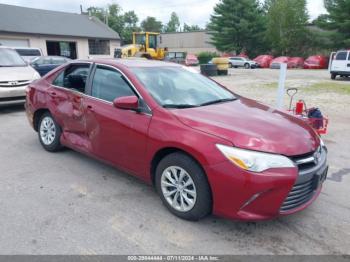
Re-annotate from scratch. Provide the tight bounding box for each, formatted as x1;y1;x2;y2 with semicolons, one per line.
0;68;349;255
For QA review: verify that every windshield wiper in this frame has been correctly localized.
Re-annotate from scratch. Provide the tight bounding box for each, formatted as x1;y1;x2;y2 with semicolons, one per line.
200;98;237;107
163;104;199;109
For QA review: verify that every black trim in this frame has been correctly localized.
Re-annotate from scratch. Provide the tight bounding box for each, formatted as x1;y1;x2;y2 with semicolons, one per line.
0;96;26;102
330;71;350;76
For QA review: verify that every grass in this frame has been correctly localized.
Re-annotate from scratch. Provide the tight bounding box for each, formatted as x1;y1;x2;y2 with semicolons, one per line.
307;82;350;95
260;81;350;95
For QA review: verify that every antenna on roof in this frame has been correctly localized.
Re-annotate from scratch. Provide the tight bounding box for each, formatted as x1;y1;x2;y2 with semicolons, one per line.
80;5;83;14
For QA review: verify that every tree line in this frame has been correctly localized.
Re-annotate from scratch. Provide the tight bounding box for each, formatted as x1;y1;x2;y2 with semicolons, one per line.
87;0;349;57
208;0;350;57
87;5;202;44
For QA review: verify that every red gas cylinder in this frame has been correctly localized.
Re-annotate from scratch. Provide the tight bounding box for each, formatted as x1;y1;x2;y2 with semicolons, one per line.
295;100;304;115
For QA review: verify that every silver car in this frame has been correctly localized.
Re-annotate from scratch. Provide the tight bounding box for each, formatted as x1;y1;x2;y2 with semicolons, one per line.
0;47;41;106
228;57;258;69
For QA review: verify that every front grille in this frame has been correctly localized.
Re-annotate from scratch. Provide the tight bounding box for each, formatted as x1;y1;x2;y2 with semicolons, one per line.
0;80;31;87
280;146;327;213
280;178;315;212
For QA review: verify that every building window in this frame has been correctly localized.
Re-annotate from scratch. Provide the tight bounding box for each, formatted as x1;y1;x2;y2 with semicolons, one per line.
88;39;110;55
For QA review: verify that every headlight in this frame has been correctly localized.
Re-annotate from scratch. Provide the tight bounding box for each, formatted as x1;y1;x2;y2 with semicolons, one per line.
216;144;295;173
33;71;41;80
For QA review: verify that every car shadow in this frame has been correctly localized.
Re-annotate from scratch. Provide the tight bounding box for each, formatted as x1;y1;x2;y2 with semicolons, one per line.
0;104;25;114
335;77;350;82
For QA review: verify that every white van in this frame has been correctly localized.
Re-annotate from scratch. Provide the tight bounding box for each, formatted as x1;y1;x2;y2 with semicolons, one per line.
329;50;350;80
0;47;41;106
13;47;43;63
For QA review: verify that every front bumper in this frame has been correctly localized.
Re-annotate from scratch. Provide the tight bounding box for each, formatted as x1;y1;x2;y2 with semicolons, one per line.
205;147;328;221
0;85;27;106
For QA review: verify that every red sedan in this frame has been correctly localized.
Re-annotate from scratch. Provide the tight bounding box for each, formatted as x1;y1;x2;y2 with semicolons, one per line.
304;56;329;69
25;59;328;221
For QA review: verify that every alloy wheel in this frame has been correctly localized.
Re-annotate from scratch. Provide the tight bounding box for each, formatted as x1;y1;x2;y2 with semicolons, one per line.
39;116;56;145
160;166;197;212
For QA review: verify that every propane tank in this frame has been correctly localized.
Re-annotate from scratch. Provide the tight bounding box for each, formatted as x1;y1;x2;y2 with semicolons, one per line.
295;100;304;115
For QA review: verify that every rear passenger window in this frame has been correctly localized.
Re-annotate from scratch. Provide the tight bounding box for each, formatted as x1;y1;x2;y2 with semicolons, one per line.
91;66;135;102
52;64;90;93
336;52;348;60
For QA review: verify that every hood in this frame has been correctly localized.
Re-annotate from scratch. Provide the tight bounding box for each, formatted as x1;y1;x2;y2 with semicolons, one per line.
0;65;38;81
171;97;320;156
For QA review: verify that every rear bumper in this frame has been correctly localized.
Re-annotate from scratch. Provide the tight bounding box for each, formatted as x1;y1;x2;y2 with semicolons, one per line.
205;149;327;221
330;71;350;76
0;85;27;105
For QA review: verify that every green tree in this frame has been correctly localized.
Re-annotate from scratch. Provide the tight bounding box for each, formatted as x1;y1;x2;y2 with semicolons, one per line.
165;12;180;32
315;0;350;48
87;6;106;22
122;11;141;44
141;16;163;32
107;4;124;37
87;4;124;39
183;23;202;32
208;0;267;56
265;0;309;56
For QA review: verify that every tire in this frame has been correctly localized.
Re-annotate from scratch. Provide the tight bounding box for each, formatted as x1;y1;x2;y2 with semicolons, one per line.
38;112;63;152
155;152;212;221
331;73;337;80
244;63;251;69
229;62;233;68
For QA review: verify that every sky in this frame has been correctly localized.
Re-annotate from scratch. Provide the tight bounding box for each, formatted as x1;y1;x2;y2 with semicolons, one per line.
0;0;327;28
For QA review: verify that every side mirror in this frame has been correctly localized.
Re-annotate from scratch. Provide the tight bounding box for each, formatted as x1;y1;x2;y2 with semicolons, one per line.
113;96;139;111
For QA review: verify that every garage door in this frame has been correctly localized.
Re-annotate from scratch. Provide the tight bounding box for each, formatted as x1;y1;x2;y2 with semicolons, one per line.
0;39;29;47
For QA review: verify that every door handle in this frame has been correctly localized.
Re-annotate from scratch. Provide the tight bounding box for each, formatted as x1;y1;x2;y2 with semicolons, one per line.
49;91;57;97
347;64;350;67
86;105;94;112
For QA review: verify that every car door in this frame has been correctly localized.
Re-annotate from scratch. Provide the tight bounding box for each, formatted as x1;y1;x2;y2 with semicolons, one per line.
83;64;152;176
332;51;348;72
49;63;92;151
237;58;245;67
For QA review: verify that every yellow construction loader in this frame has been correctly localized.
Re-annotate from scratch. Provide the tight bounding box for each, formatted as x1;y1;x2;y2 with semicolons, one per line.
114;32;166;60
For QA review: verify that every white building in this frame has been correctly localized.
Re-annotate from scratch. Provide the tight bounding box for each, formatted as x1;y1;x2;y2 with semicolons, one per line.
0;4;120;59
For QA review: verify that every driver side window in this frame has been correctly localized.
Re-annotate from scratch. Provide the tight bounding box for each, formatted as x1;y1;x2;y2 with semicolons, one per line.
52;64;90;93
91;66;135;102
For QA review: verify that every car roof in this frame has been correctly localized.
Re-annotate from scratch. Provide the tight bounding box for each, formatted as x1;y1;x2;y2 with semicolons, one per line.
12;47;41;50
75;58;182;68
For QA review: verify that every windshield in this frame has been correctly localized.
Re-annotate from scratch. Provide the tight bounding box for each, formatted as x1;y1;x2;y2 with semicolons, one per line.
132;67;236;108
15;48;41;57
0;48;26;67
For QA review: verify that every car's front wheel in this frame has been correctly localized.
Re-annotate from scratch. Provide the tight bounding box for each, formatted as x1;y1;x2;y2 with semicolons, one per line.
155;153;212;221
38;112;63;152
244;63;251;69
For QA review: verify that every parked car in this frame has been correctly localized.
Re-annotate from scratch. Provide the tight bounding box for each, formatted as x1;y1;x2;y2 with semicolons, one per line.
31;56;71;76
253;55;274;68
288;57;305;69
0;46;41;106
270;56;290;69
304;55;329;69
329;50;350;79
26;59;328;221
228;57;258;69
164;52;186;64
14;47;43;63
185;54;199;66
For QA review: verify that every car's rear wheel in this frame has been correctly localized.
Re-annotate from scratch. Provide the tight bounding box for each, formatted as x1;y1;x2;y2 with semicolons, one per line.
155;153;212;221
331;73;337;80
38;112;62;152
244;63;250;69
